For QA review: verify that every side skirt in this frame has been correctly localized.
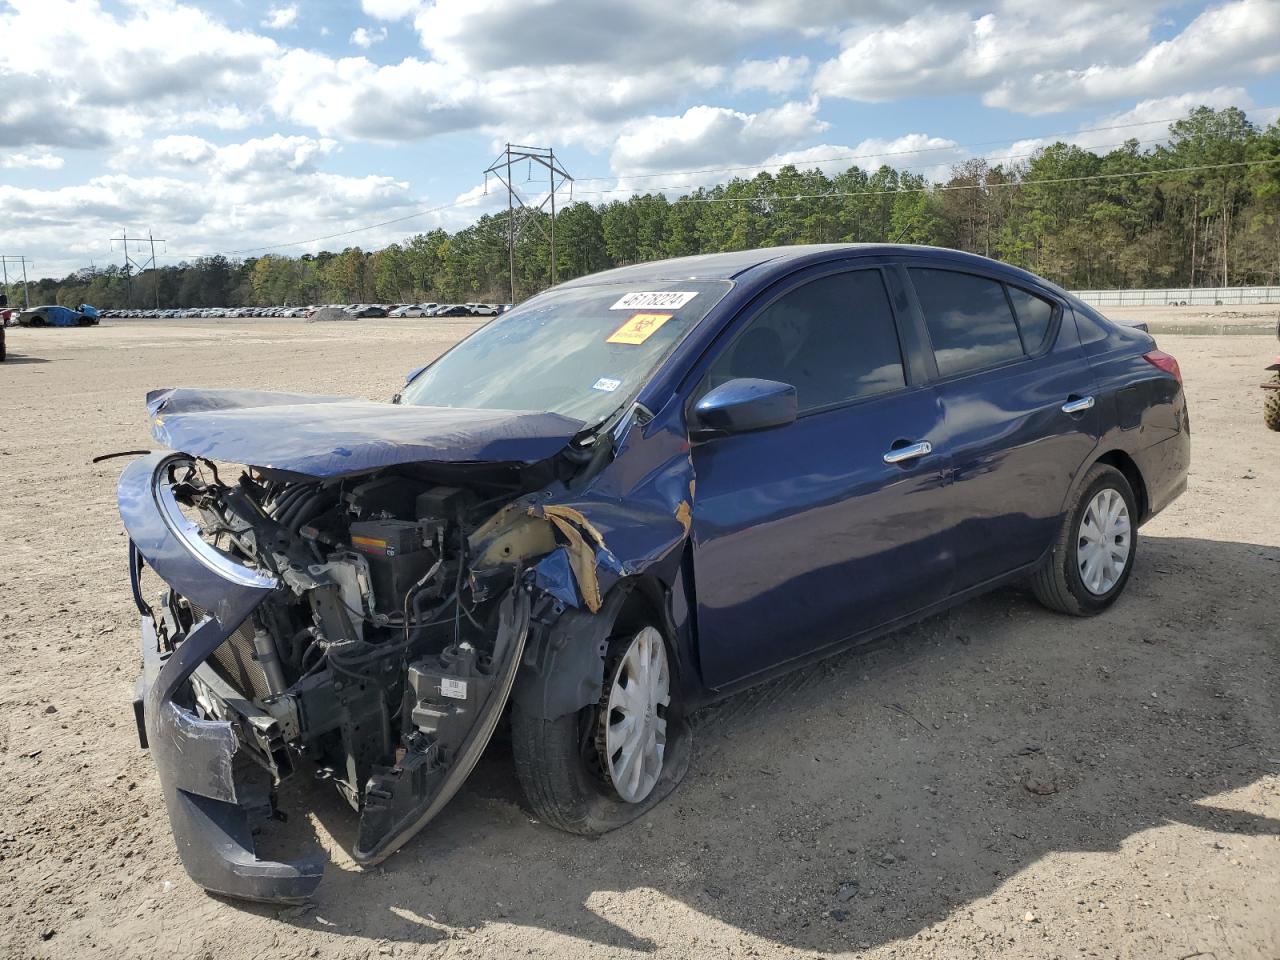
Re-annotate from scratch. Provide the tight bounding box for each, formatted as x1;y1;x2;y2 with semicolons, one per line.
695;552;1049;706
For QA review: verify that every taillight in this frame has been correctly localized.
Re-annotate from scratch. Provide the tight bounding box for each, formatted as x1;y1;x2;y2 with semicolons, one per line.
1143;350;1182;386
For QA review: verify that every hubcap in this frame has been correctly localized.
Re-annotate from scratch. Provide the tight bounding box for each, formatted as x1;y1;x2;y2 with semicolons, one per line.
1077;487;1131;595
600;626;670;803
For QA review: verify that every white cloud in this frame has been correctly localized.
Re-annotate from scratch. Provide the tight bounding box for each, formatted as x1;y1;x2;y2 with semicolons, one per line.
1;151;65;170
350;26;388;48
985;0;1280;114
732;56;810;94
362;0;421;19
0;0;278;149
610;100;828;181
0;156;425;273
814;1;1160;108
262;4;298;30
151;134;218;167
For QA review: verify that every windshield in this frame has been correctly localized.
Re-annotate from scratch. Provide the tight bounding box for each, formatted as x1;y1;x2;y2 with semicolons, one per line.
400;280;732;424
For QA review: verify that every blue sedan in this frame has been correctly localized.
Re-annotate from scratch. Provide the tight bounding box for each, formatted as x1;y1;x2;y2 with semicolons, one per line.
119;244;1188;902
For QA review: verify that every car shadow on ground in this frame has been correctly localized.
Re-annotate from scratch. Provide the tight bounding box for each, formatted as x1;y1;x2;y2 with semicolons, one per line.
244;533;1280;953
1;352;51;364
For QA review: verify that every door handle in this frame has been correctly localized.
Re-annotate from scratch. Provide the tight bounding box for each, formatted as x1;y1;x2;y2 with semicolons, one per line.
883;440;932;464
1061;396;1095;414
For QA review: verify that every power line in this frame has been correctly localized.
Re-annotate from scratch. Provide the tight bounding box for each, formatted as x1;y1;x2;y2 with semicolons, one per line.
656;156;1280;205
151;116;1215;263
128;147;1280;269
572;114;1197;186
224;198;475;255
573;133;1182;197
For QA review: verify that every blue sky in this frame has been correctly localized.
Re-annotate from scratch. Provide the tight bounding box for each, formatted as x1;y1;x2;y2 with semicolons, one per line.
1;0;1278;276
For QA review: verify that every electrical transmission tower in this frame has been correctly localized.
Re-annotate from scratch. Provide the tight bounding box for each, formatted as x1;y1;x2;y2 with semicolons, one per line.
483;144;573;304
108;230;167;309
0;255;32;309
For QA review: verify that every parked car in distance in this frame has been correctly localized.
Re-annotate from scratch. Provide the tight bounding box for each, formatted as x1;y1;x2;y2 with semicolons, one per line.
390;304;427;318
16;304;100;327
431;303;473;317
119;244;1188;904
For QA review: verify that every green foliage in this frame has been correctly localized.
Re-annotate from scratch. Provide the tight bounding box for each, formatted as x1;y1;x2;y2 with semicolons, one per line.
10;106;1280;311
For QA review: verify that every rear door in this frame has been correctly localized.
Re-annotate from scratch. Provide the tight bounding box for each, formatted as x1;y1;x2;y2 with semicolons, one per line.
689;265;953;690
905;266;1099;590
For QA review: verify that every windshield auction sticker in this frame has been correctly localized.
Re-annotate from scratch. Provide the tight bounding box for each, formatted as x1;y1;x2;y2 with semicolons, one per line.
607;312;672;345
610;291;698;311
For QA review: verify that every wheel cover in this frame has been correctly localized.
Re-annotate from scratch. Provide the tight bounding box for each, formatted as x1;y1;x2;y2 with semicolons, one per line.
1077;487;1131;595
599;626;670;803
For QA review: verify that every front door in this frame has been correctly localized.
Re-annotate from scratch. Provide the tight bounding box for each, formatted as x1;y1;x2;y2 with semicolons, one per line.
689;267;953;691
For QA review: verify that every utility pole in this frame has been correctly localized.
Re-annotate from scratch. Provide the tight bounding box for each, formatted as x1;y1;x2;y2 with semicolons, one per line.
0;255;32;308
109;231;167;309
483;144;573;304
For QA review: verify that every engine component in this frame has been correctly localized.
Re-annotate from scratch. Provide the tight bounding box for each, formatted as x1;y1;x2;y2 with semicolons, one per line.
345;475;419;520
415;485;470;520
349;519;441;612
407;644;495;751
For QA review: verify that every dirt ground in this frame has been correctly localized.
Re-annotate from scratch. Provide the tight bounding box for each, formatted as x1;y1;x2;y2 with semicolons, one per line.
1;309;1277;960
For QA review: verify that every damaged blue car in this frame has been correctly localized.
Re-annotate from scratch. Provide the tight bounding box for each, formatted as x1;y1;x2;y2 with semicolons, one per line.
118;245;1189;903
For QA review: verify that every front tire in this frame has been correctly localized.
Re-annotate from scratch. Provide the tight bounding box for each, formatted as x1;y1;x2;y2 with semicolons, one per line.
1264;385;1280;432
510;623;690;835
1032;463;1137;616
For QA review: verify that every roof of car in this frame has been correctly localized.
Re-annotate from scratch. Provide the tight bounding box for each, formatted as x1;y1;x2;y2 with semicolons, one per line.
556;243;1061;292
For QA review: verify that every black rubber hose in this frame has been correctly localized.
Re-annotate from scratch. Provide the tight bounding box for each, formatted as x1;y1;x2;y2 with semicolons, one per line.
277;486;321;528
287;492;331;534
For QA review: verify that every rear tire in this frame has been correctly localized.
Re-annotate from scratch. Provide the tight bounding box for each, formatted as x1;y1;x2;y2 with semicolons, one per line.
1264;386;1280;432
510;623;690;835
1032;463;1138;616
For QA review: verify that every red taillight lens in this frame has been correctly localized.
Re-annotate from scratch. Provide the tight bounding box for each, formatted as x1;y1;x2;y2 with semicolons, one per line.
1143;350;1182;386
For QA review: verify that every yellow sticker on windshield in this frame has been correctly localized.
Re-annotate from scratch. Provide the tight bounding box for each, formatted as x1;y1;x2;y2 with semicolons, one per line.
607;312;671;345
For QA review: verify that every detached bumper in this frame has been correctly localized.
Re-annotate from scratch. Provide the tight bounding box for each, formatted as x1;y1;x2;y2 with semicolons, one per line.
121;453;325;903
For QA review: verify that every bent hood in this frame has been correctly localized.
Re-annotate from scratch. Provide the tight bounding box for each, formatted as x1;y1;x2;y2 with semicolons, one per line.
146;387;585;477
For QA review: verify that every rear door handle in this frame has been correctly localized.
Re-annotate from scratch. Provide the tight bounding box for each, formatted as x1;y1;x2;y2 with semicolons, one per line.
1062;396;1095;414
883;441;932;464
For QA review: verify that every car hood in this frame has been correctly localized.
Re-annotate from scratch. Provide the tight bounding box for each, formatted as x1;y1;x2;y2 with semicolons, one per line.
146;387;586;478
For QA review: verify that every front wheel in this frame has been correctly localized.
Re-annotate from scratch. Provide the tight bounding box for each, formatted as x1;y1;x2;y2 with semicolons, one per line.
1264;384;1280;432
1031;463;1138;616
510;623;690;835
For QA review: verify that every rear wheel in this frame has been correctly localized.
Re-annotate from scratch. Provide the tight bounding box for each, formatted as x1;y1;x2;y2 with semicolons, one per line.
1032;463;1137;616
1264;384;1280;432
510;622;690;835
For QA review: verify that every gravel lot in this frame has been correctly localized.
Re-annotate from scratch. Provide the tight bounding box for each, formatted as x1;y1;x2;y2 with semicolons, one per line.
1;310;1277;960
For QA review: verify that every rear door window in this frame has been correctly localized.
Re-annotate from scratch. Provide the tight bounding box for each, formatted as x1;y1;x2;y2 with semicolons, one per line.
909;268;1024;377
707;269;906;413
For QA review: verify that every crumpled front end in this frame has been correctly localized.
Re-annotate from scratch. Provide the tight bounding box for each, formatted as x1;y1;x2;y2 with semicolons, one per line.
121;451;532;903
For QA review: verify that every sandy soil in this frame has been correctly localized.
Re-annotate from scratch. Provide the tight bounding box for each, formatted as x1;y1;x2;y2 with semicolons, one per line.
1;314;1277;960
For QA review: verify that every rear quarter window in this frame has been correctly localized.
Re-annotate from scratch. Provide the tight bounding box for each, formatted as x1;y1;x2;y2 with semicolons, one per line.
1006;286;1055;353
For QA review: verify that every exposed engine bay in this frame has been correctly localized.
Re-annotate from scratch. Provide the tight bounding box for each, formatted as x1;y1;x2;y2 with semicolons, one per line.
119;385;694;904
137;451;579;872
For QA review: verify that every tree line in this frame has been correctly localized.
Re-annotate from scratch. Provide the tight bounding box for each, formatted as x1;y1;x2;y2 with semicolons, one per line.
7;106;1280;311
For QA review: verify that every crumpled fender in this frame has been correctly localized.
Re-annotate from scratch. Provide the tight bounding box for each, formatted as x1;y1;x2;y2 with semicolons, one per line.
518;401;698;718
533;401;695;606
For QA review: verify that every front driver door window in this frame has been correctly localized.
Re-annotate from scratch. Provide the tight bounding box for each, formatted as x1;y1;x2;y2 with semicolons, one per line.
689;267;953;690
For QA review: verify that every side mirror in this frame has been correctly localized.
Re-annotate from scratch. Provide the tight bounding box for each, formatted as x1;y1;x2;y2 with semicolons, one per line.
690;378;797;441
404;364;428;386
